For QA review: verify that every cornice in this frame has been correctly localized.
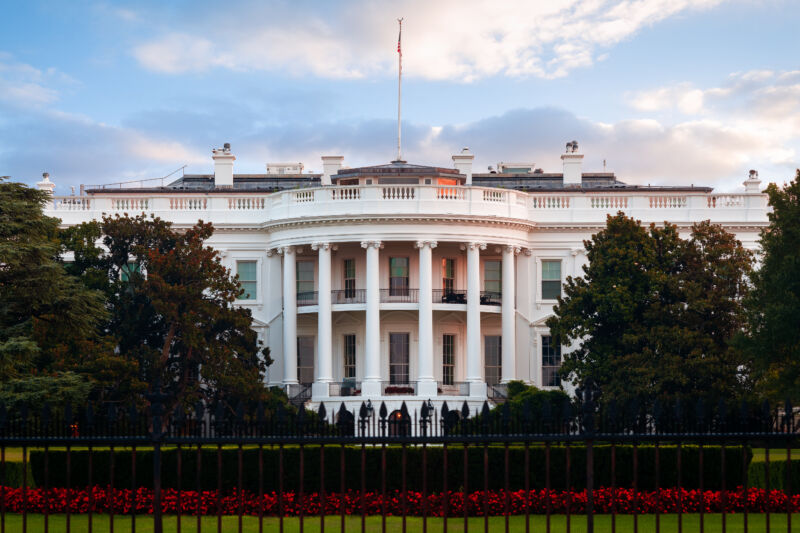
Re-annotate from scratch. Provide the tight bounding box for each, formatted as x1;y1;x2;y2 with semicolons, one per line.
261;214;536;232
532;222;769;232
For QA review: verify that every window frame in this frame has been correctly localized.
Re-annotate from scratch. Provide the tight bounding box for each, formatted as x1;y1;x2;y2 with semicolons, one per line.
343;258;356;298
296;260;316;299
389;257;410;297
297;335;315;385
541;334;562;388
442;258;455;293
442;333;455;385
537;257;564;303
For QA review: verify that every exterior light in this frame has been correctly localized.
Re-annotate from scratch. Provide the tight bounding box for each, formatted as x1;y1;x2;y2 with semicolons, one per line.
366;399;374;418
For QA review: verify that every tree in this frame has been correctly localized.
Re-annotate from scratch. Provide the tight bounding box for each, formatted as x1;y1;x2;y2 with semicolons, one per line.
740;170;800;402
0;179;107;405
546;213;752;408
62;214;273;414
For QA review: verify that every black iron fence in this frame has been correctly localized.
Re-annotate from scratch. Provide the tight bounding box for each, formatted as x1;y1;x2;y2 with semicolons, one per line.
0;395;798;533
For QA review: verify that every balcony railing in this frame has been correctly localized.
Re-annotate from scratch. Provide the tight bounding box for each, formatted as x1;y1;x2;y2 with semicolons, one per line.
297;291;318;306
432;289;467;304
379;288;419;303
381;381;417;395
437;381;470;395
329;380;361;396
331;289;366;304
480;291;502;306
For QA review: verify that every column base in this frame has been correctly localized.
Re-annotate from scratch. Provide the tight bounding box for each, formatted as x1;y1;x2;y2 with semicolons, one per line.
311;382;330;398
468;381;487;399
416;379;438;397
361;380;382;397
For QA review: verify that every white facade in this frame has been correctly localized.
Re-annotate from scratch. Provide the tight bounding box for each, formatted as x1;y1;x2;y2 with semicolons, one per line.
41;145;769;412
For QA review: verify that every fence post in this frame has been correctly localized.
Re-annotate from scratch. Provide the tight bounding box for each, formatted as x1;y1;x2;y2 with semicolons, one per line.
147;382;168;533
580;382;599;533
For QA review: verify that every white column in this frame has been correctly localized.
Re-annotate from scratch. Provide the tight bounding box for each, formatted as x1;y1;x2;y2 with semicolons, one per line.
501;246;517;383
465;242;486;397
361;241;382;396
281;246;298;384
312;242;333;397
416;240;437;396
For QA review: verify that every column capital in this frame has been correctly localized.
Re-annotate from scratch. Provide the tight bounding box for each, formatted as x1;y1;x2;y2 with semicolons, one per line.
266;248;276;257
570;248;585;256
360;240;384;249
522;248;533;256
496;245;522;255
311;242;338;252
414;240;438;249
460;242;487;251
276;246;296;255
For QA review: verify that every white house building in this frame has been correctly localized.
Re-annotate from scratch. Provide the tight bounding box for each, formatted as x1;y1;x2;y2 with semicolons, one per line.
40;141;769;412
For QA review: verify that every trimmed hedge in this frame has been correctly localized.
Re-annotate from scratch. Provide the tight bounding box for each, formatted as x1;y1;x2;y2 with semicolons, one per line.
748;459;800;491
0;461;35;488
28;445;748;493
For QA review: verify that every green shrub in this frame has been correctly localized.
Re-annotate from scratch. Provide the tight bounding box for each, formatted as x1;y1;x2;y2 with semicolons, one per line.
28;444;748;493
0;460;35;488
748;458;800;491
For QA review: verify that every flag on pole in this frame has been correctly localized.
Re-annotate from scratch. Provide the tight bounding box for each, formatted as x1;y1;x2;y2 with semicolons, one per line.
397;21;402;54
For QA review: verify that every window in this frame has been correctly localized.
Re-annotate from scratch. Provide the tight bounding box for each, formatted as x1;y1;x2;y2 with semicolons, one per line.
121;261;141;283
442;334;455;385
389;333;410;384
542;335;562;387
297;336;315;384
343;259;356;298
389;257;409;296
484;260;501;295
484;335;502;386
236;261;257;300
442;258;455;293
541;260;561;300
296;261;315;298
343;334;356;380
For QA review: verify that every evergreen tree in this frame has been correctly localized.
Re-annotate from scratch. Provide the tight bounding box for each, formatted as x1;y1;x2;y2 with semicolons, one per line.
546;213;752;407
741;171;800;402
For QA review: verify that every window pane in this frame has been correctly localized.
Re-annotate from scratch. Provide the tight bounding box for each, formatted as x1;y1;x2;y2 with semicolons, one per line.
237;261;257;300
541;335;562;387
389;257;409;296
344;259;355;279
484;260;501;294
542;260;561;280
442;259;455;293
541;280;561;300
484;335;502;386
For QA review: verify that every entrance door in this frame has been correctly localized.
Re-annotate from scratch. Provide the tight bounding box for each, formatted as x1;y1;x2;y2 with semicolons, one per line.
389;333;410;384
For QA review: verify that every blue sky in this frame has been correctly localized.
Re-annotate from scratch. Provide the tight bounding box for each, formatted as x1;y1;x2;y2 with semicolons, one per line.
1;0;799;193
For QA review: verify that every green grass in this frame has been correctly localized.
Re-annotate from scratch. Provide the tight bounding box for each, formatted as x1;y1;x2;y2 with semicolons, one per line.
751;448;800;462
0;514;797;532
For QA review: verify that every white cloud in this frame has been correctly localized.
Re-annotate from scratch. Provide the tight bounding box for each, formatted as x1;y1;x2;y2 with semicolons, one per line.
0;55;65;107
132;0;726;81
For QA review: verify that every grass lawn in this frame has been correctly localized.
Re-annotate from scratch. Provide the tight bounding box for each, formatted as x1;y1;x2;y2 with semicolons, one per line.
751;447;800;462
0;513;798;532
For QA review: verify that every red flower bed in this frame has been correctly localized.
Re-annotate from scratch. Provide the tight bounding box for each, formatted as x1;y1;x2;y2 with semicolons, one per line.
0;487;798;516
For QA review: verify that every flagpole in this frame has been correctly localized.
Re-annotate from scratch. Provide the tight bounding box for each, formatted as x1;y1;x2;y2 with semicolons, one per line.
397;18;403;162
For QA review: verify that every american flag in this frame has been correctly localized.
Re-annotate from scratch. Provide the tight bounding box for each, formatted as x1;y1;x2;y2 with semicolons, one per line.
397;21;402;54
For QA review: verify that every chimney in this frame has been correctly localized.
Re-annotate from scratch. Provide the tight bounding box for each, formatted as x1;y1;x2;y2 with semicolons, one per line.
561;140;583;186
743;169;762;192
321;156;344;186
36;172;56;194
212;143;235;188
452;147;474;185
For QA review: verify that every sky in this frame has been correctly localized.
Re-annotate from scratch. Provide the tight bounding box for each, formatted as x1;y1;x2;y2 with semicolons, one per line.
1;0;799;193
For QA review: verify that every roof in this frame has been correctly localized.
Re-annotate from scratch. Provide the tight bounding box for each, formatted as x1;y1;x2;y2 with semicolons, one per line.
334;161;463;180
85;173;322;194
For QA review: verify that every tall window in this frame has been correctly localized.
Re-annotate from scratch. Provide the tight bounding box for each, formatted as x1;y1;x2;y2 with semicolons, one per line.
542;335;562;387
296;261;315;298
389;257;409;296
541;260;562;300
236;261;257;300
442;334;455;385
484;335;502;386
297;336;315;384
343;259;356;298
389;333;410;384
442;258;455;293
343;334;356;380
484;260;502;295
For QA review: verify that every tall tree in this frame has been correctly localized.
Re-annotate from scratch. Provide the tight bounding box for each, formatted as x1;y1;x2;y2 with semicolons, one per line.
740;171;800;402
0;180;107;406
546;213;752;407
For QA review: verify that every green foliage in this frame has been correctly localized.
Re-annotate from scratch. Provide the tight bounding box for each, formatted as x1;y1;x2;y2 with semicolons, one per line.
29;445;748;493
547;213;753;408
0;372;91;412
740;170;800;402
502;381;571;419
0;460;35;488
747;457;800;491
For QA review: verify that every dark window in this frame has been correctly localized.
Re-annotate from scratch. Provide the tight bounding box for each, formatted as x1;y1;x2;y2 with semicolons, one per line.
442;258;455;293
344;259;356;298
389;333;410;384
542;335;562;387
541;260;561;300
442;334;455;385
484;335;502;386
297;336;315;384
389;257;409;296
343;334;356;379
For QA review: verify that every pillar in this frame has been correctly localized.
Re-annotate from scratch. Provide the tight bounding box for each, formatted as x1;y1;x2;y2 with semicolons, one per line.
465;242;486;397
501;246;517;383
313;242;333;397
281;246;298;385
416;240;437;396
361;241;382;396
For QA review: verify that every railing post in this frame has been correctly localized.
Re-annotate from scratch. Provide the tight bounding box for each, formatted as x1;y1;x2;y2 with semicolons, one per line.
146;381;168;533
579;382;599;533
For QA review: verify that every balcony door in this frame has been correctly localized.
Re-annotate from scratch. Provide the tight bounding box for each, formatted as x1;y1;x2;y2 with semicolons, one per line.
297;336;315;385
389;257;409;297
484;335;502;386
389;333;410;384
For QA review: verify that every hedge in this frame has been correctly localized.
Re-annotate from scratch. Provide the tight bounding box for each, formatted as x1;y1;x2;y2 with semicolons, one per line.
748;459;800;491
0;461;35;488
28;445;748;493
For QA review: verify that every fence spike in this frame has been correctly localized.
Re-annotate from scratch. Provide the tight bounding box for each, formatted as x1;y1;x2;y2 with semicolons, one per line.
400;401;409;418
420;400;429;421
461;401;470;419
318;402;327;426
40;402;52;432
359;401;368;420
784;398;793;432
379;401;388;419
501;401;511;433
0;404;6;431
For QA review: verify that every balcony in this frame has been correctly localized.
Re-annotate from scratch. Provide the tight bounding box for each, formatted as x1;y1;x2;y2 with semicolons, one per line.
332;289;366;304
438;381;470;396
480;291;502;306
297;291;318;306
329;380;361;396
433;289;467;304
381;381;417;395
379;288;419;303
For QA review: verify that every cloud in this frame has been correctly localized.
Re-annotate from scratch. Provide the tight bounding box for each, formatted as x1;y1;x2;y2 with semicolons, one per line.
0;55;68;107
131;0;726;81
